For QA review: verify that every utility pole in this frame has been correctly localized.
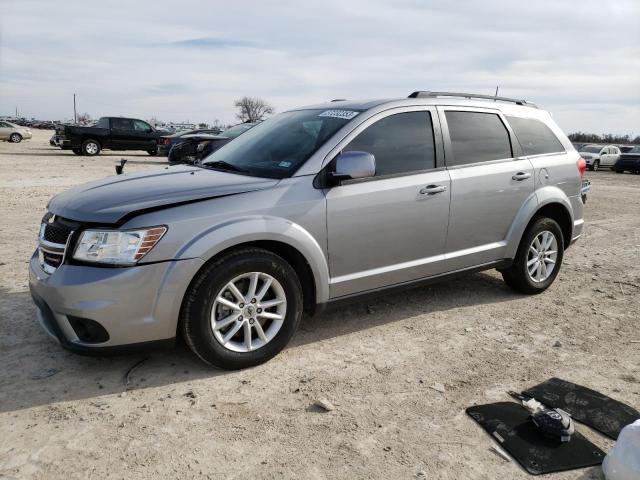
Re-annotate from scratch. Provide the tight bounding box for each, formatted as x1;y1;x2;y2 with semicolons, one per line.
15;106;18;118
73;94;77;124
494;86;499;97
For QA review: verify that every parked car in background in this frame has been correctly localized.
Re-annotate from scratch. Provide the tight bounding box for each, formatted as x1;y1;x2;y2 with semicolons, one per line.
579;144;621;171
53;117;163;156
614;146;640;174
30;91;585;369
0;121;32;143
167;123;256;164
158;128;224;156
572;142;588;151
618;145;636;153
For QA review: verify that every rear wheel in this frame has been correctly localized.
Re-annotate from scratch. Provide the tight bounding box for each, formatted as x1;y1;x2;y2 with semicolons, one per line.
9;133;22;143
82;139;101;156
501;217;564;294
180;248;303;369
147;149;158;156
592;160;600;171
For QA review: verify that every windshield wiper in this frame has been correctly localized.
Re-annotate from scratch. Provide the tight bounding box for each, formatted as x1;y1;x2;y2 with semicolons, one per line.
201;160;248;173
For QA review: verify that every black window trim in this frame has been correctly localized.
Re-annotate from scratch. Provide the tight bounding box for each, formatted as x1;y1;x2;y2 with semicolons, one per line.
315;105;446;188
438;106;523;169
504;114;566;157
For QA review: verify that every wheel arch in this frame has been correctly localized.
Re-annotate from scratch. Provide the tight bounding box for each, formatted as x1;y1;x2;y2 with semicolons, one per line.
175;216;329;312
505;187;574;258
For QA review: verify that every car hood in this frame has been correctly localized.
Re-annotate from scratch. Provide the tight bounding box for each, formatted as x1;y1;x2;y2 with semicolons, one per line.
47;165;279;224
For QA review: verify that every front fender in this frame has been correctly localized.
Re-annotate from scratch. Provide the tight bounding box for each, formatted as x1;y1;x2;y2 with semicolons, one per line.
175;215;330;304
504;186;574;259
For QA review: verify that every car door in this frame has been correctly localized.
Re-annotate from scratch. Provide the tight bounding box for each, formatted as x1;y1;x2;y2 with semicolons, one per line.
132;120;156;150
439;107;534;271
110;118;135;150
0;122;11;140
325;107;452;298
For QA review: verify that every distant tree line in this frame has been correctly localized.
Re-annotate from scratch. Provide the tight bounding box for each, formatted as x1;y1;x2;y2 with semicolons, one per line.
568;132;640;145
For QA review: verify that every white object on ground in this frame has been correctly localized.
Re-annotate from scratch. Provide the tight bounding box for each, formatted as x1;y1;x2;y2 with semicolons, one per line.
602;419;640;480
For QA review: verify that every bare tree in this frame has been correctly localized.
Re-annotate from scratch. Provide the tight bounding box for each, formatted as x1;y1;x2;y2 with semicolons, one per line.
76;112;92;124
234;97;274;123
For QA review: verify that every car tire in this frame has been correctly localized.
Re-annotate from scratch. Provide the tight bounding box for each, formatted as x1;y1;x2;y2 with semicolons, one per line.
501;216;564;295
72;148;83;156
587;164;594;171
592;160;600;171
180;248;303;369
82;139;101;156
9;133;22;143
147;149;158;156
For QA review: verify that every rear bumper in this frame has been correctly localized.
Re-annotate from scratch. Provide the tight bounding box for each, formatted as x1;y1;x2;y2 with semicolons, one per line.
28;252;203;352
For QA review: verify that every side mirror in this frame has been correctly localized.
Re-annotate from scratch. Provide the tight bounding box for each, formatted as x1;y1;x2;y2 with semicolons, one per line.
332;151;376;181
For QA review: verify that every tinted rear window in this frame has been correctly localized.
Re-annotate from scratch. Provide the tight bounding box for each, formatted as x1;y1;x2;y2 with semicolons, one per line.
507;116;564;156
445;111;512;166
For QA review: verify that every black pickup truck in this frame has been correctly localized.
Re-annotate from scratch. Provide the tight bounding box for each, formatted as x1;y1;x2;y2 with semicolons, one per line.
53;117;162;156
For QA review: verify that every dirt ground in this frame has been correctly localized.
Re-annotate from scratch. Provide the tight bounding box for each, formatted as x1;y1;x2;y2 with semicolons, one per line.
0;129;638;480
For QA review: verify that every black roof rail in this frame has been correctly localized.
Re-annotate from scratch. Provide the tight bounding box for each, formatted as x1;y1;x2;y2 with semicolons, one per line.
407;91;537;108
330;98;347;102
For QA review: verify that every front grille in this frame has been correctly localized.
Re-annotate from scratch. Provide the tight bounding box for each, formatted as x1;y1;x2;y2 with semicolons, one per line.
43;223;73;244
38;213;79;273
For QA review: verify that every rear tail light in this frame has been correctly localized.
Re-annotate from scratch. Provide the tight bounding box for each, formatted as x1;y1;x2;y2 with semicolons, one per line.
577;157;587;179
163;138;171;145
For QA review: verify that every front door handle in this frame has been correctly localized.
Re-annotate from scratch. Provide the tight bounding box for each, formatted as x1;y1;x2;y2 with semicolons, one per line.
419;185;448;195
512;172;532;181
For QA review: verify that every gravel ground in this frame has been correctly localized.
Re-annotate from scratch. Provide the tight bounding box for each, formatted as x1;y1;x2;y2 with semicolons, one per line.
0;130;638;479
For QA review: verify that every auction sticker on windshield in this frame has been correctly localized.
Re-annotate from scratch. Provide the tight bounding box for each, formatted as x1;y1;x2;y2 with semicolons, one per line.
318;110;359;120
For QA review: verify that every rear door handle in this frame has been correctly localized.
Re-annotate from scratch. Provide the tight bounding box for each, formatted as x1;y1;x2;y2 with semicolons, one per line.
512;172;532;181
419;185;448;195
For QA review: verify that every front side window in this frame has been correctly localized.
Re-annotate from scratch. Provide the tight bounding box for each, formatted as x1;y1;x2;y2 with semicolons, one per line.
202;109;359;178
133;120;152;132
343;111;436;176
445;111;512;166
506;116;565;156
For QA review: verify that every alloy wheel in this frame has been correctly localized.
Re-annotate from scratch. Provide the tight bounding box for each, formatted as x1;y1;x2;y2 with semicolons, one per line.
210;272;287;352
527;231;558;283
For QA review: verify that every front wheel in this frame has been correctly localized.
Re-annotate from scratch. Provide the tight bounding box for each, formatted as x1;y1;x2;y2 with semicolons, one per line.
592;160;600;171
501;217;564;294
180;248;303;369
147;149;158;156
9;133;22;143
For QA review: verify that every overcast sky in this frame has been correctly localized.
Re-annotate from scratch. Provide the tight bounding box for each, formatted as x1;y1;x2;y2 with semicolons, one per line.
1;0;638;134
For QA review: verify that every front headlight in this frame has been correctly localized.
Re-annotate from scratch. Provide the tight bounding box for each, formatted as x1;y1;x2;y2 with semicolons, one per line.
73;226;167;265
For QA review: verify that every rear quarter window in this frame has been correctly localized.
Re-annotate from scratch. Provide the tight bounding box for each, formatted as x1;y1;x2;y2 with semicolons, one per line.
506;116;565;156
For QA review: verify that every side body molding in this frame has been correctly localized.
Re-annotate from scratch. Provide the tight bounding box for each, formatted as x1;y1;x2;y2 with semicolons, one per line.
503;185;574;259
175;215;331;304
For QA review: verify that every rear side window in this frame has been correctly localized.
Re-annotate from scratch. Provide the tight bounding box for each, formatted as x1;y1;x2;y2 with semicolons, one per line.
445;111;512;166
343;111;435;176
506;116;565;156
112;118;134;130
97;117;109;128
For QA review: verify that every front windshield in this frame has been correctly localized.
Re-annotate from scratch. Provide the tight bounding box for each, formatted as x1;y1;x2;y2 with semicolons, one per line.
581;146;601;153
202;109;360;178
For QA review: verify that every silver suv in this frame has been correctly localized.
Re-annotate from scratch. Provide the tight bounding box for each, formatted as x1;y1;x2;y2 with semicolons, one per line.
29;91;586;369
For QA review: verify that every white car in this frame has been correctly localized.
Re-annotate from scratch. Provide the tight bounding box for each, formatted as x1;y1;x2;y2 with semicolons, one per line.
579;144;621;171
0;121;32;143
